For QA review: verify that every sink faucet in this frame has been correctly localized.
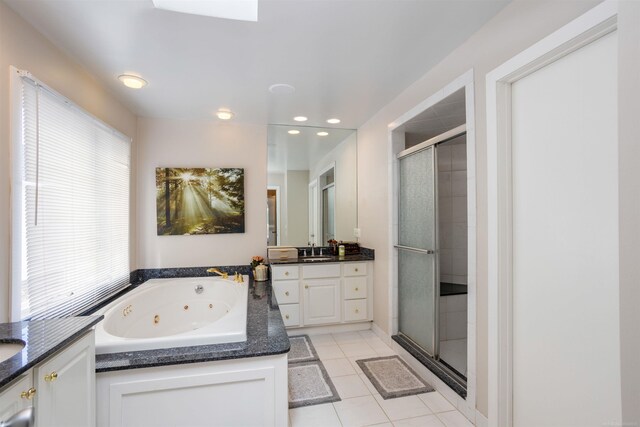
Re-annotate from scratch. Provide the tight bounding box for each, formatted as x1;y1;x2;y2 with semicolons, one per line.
311;243;316;256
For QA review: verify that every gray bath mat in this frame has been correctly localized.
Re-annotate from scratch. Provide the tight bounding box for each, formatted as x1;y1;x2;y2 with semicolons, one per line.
357;356;434;399
288;335;319;363
288;360;341;408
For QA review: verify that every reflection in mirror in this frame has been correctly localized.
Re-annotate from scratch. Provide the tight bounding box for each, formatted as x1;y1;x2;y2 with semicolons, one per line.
267;125;357;247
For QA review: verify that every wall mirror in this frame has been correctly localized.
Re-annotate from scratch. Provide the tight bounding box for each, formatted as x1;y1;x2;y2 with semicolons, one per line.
267;125;357;247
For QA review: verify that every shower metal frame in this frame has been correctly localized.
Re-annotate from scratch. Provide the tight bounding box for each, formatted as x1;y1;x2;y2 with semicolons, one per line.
395;124;467;376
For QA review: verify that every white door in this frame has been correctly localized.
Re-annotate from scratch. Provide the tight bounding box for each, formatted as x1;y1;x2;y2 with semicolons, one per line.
0;373;32;424
510;31;620;426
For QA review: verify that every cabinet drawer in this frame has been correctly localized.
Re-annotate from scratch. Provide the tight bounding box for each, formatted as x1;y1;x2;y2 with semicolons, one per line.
279;304;300;327
344;277;367;300
273;281;299;304
343;299;367;322
302;263;340;279
271;265;299;281
343;262;367;277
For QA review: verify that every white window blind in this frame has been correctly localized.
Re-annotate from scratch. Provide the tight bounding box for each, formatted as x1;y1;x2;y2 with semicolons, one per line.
12;71;131;320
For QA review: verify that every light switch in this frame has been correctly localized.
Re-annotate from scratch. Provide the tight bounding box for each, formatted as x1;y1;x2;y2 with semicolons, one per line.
353;228;361;238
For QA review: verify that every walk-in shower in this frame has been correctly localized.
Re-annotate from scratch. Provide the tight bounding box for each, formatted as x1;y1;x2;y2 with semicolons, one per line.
393;88;469;396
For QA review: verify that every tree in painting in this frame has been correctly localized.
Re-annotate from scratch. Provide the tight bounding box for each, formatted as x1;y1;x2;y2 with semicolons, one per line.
156;167;245;235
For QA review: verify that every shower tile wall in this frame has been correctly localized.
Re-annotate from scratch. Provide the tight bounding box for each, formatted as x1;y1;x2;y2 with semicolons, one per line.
438;136;467;285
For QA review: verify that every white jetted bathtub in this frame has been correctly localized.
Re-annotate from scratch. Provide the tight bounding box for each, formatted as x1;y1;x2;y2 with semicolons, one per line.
95;276;248;354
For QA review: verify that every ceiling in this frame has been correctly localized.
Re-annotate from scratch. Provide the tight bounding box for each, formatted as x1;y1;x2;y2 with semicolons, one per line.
5;0;509;128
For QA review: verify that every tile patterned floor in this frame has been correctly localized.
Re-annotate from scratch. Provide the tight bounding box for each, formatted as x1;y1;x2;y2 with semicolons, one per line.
288;330;474;427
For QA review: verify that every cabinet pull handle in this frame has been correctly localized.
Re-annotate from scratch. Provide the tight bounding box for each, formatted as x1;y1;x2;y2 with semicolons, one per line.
355;308;359;313
285;291;289;296
355;287;359;291
305;284;309;289
20;388;36;400
44;371;58;382
285;314;290;319
285;271;289;276
355;268;359;272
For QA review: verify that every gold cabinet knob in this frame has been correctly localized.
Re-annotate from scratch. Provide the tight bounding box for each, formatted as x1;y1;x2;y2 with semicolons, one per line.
355;287;359;291
285;314;290;319
285;271;289;276
355;268;359;272
44;371;58;382
355;308;359;313
305;284;309;289
285;291;289;296
21;388;36;400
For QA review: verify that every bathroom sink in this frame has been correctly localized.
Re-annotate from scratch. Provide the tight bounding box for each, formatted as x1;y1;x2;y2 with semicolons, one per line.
0;340;25;363
301;256;333;262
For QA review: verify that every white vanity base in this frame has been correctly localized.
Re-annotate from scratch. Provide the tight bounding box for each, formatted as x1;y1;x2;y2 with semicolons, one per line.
96;354;288;427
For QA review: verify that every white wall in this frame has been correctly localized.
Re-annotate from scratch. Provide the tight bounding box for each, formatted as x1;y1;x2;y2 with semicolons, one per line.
0;1;137;322
356;0;603;417
310;132;358;242
284;170;309;246
136;118;267;268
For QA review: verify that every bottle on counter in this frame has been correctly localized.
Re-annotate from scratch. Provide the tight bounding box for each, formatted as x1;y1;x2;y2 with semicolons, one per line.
338;244;345;257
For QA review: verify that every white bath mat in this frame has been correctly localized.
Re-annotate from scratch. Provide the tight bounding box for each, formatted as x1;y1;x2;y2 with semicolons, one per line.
288;335;319;363
288;360;340;408
357;356;434;399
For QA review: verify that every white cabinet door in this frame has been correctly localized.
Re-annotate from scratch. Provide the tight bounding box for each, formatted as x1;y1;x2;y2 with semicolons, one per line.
303;279;341;325
35;332;95;427
0;373;33;425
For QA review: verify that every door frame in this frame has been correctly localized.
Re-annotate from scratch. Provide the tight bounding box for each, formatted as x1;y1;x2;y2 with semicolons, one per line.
387;69;477;418
267;185;281;246
485;2;618;426
308;179;319;245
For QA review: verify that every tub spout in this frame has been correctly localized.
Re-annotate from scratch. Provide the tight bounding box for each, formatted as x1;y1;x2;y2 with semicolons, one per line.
207;268;228;279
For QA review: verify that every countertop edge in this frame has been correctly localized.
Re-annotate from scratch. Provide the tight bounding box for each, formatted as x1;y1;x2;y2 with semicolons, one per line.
95;345;291;373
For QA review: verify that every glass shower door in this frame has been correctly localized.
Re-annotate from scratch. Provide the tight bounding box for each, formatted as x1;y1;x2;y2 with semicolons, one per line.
397;146;438;356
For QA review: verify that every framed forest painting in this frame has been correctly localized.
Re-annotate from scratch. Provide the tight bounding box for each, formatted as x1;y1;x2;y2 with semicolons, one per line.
156;167;245;235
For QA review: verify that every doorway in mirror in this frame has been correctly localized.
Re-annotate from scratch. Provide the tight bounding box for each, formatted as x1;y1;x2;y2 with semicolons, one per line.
267;186;280;246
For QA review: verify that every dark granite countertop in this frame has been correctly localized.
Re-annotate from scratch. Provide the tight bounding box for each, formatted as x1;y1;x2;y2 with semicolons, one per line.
95;278;290;372
0;316;103;390
269;247;375;265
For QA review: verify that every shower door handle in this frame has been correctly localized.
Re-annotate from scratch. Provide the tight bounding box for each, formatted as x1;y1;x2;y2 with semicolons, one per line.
394;245;435;254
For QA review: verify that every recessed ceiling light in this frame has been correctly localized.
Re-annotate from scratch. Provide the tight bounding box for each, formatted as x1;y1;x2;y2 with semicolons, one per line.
288;130;300;135
269;83;296;94
326;118;341;124
317;131;329;136
294;116;308;122
215;108;234;120
118;74;147;89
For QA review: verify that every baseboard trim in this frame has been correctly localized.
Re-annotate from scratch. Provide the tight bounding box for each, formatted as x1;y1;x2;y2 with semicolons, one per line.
475;410;488;427
287;321;372;336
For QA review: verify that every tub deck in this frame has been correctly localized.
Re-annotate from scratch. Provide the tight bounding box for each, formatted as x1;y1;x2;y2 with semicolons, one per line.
95;278;289;372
